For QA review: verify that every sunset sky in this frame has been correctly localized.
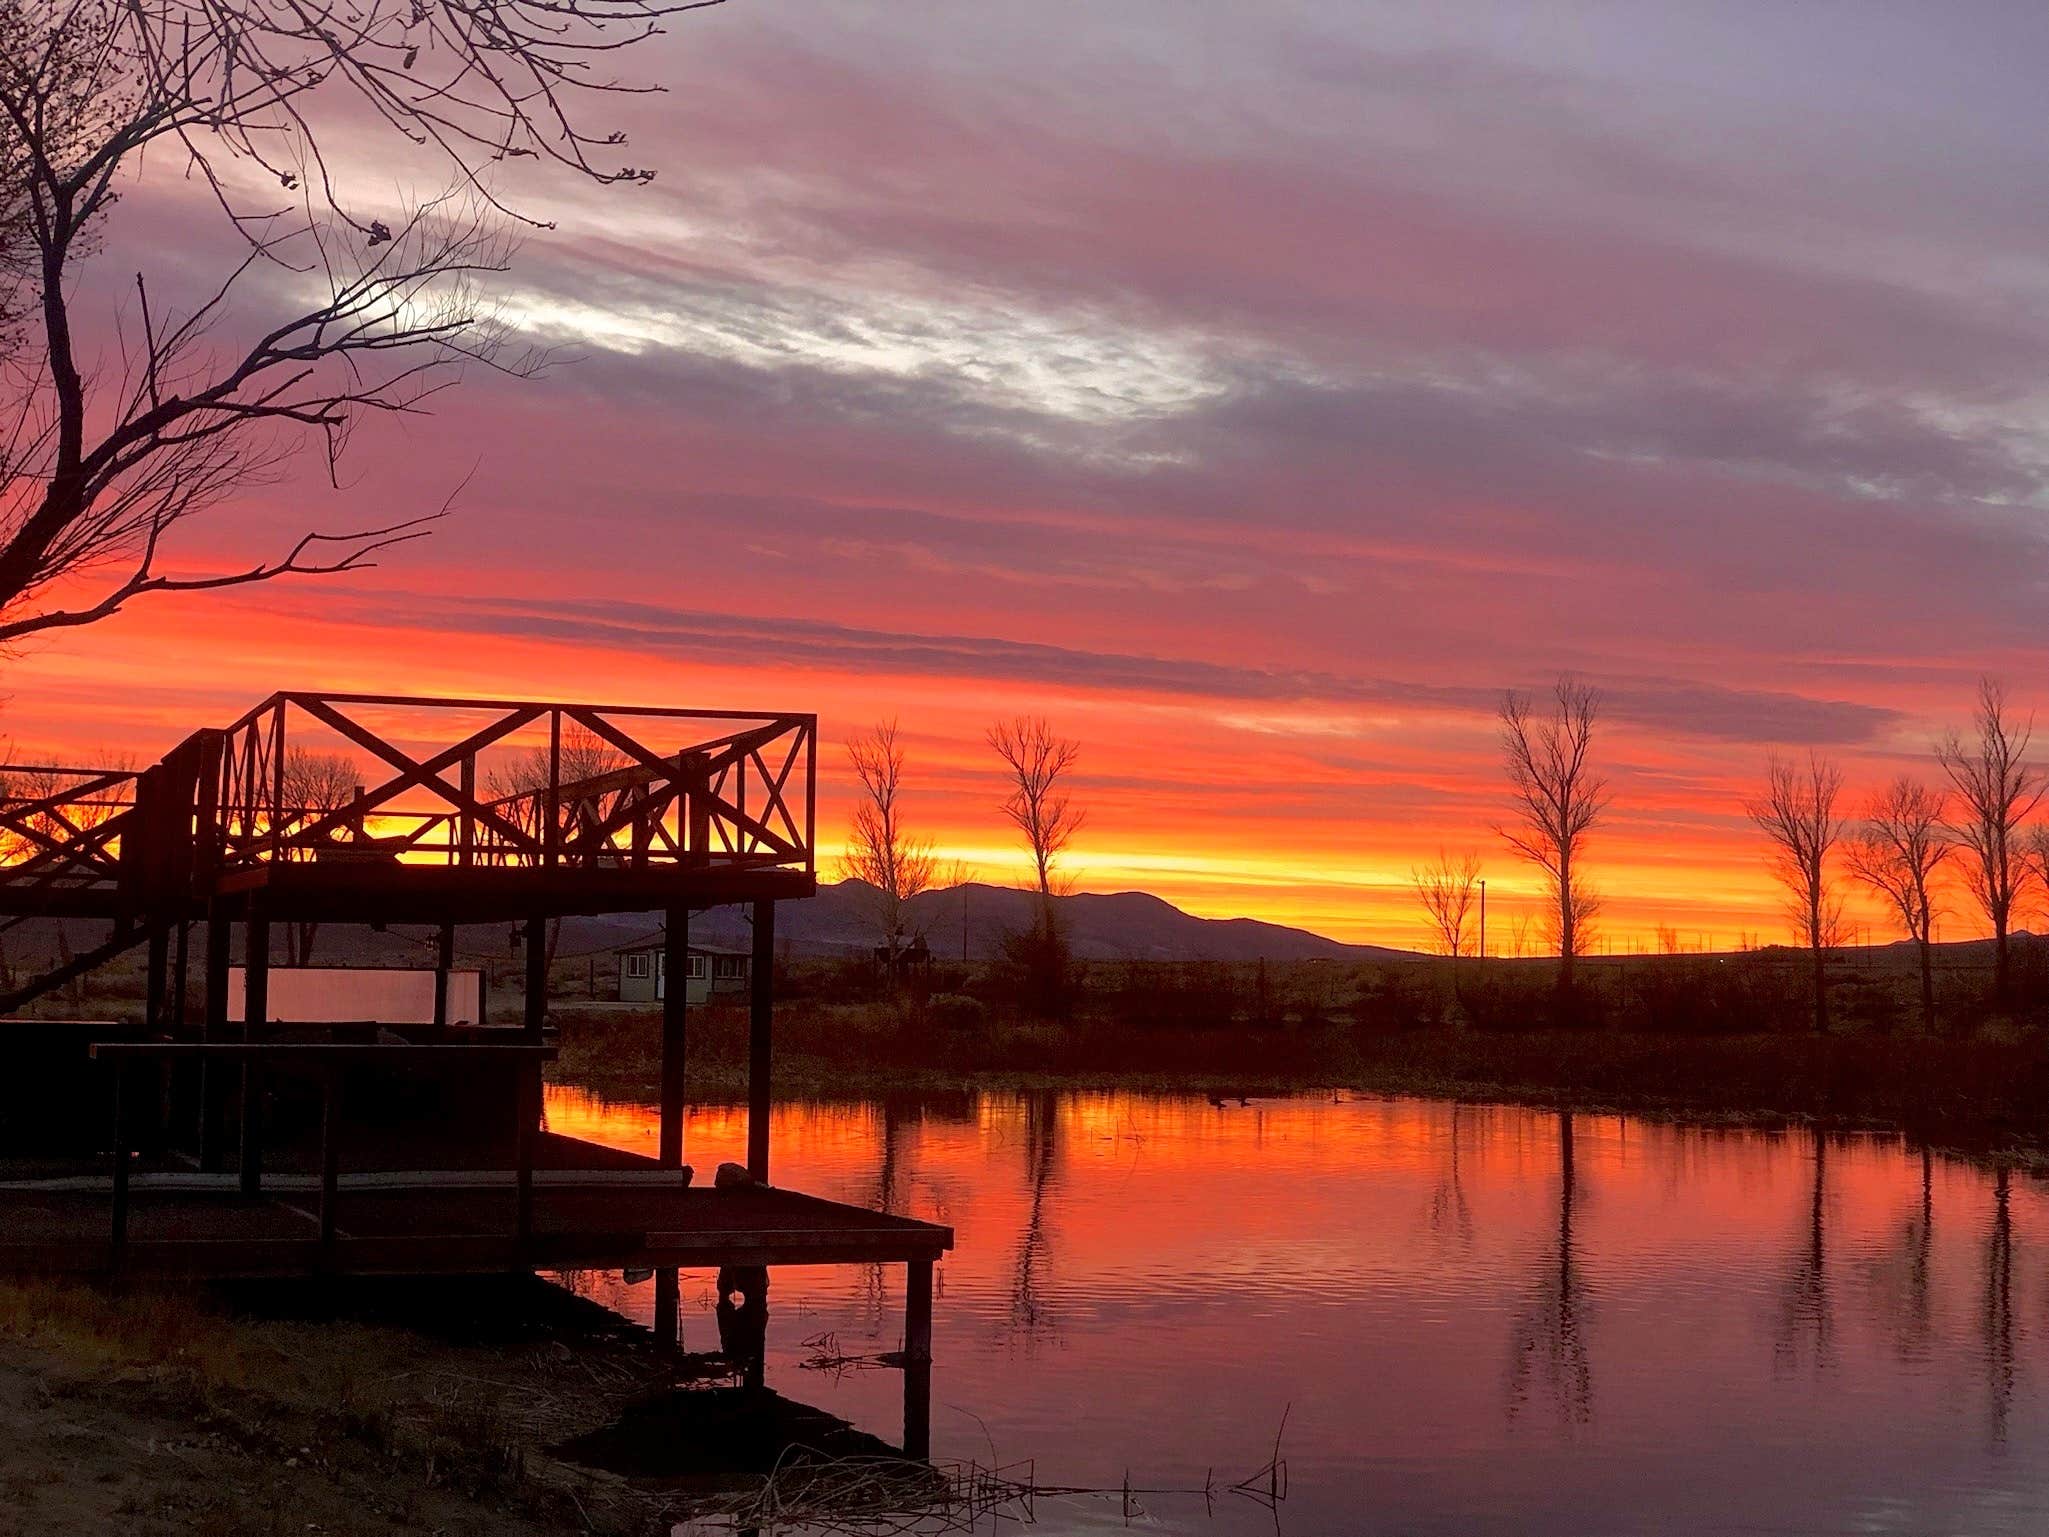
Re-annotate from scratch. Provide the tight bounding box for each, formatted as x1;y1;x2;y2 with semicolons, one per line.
12;2;2049;950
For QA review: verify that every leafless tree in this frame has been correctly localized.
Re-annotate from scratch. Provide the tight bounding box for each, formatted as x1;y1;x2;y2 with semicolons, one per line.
1747;751;1847;1034
842;719;936;967
1935;679;2043;1005
1498;677;1607;993
0;0;706;644
279;747;358;964
1413;847;1482;996
1847;777;1950;1034
1508;908;1533;959
988;716;1084;919
1414;848;1483;956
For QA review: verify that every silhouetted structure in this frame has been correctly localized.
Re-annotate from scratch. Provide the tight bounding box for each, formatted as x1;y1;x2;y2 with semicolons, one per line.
0;691;948;1454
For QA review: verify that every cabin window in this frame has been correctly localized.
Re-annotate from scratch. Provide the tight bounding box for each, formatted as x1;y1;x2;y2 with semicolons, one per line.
686;954;708;980
713;956;745;980
624;953;651;980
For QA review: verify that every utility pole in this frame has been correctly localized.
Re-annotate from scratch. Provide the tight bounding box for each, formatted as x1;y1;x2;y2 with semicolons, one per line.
1479;879;1487;961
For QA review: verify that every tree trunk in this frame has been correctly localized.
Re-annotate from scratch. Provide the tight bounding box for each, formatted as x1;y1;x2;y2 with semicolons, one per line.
1918;937;1936;1035
1994;917;2010;1007
1556;854;1574;996
1812;941;1828;1035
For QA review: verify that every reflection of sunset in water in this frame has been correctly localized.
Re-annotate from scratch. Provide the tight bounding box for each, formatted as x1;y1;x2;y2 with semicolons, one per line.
543;1084;2049;1534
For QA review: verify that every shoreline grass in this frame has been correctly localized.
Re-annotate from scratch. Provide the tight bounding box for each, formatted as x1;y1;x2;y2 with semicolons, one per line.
548;998;2049;1153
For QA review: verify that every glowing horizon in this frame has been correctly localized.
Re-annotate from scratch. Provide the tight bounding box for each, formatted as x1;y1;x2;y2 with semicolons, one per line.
10;4;2049;955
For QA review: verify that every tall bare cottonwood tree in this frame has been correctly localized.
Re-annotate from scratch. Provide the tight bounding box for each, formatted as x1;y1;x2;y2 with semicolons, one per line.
988;716;1085;922
1847;777;1949;1034
1935;679;2043;1005
0;0;707;642
989;716;1084;1016
1747;751;1847;1035
842;719;936;967
1498;677;1606;995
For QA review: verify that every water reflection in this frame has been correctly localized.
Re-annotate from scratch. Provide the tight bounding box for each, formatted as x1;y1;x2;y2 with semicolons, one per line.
1009;1090;1060;1344
543;1085;2049;1535
1507;1112;1591;1426
1774;1131;1834;1375
1988;1166;2016;1450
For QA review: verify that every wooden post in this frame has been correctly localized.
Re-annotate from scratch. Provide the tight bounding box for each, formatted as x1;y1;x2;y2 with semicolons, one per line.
109;1064;129;1274
200;913;229;1170
240;903;269;1198
523;916;547;1039
660;907;689;1168
433;921;455;1030
317;1063;341;1263
171;920;189;1030
165;920;197;1139
515;1061;536;1250
144;924;169;1032
904;1258;933;1363
747;900;775;1184
903;1258;934;1459
653;1268;679;1353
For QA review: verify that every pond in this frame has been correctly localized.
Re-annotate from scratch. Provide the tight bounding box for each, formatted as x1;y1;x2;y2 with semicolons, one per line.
545;1084;2049;1534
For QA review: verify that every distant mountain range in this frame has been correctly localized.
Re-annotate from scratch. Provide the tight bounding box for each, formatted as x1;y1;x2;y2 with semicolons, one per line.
561;880;1413;964
0;881;1412;972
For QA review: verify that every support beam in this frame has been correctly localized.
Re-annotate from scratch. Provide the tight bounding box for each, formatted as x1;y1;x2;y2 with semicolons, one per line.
433;921;455;1030
660;907;689;1168
903;1258;934;1459
200;915;229;1171
144;924;169;1031
240;903;269;1198
171;920;190;1030
522;916;547;1039
747;900;775;1184
904;1257;933;1363
653;1268;679;1353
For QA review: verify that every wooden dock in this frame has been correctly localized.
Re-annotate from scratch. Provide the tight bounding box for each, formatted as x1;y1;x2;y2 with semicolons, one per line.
0;689;952;1456
0;1170;952;1278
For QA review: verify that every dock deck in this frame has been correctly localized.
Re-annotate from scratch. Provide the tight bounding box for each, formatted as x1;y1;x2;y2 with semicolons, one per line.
0;1175;952;1278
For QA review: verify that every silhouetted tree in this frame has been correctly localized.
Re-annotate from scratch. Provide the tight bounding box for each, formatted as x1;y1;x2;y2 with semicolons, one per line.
988;716;1084;911
1498;677;1607;995
1848;778;1950;1033
1747;751;1846;1035
1412;847;1482;996
1935;679;2043;1006
0;0;706;641
842;719;936;970
988;716;1084;1013
280;747;358;964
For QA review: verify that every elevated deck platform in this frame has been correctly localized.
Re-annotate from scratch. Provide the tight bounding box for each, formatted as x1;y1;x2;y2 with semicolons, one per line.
0;1176;951;1278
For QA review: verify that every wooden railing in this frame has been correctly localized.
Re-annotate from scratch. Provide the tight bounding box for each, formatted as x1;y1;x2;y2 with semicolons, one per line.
90;1040;556;1270
208;692;817;876
0;765;139;894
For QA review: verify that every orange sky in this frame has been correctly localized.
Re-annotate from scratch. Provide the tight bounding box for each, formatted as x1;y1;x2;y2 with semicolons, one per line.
0;569;2010;953
11;6;2049;954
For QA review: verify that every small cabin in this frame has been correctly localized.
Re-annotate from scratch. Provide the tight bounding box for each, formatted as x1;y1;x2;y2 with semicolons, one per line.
616;941;751;1005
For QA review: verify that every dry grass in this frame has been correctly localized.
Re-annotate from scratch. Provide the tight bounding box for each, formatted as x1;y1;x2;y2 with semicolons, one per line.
0;1275;681;1535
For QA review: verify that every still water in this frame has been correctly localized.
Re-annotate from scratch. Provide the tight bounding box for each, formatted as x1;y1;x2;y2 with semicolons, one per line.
546;1085;2049;1534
